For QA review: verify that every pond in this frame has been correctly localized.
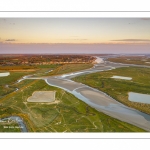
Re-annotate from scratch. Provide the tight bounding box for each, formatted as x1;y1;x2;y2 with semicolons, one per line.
0;72;10;77
128;92;150;104
111;75;132;80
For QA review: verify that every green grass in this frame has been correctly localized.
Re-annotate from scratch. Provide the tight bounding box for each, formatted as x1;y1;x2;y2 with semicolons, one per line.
0;79;145;132
36;64;60;69
0;64;60;70
108;57;150;66
0;71;36;97
47;63;93;76
0;64;60;96
0;64;147;132
0;122;21;132
0;65;36;70
72;66;150;115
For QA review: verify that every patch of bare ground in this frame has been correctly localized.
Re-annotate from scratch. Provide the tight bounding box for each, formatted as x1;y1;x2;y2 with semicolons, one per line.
27;91;56;103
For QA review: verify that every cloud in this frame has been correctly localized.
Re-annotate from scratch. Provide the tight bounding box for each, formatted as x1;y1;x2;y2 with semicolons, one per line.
5;39;16;42
111;39;150;42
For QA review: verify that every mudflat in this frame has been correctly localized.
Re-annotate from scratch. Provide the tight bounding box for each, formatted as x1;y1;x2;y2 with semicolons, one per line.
46;61;150;131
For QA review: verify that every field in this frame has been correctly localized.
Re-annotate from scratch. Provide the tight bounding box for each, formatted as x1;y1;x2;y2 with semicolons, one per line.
29;63;93;77
46;63;93;76
0;63;93;97
72;67;150;115
0;64;60;97
0;71;35;97
0;64;60;70
108;56;150;66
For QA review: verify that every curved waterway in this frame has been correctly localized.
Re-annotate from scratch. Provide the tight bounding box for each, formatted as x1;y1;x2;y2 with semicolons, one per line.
5;57;150;131
45;58;150;131
1;116;27;132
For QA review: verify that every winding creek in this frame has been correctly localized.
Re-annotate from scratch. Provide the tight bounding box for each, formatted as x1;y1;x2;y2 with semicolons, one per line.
45;58;150;131
2;57;150;132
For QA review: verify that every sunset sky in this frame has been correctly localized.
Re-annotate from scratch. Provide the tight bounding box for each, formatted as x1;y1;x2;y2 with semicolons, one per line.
0;18;150;54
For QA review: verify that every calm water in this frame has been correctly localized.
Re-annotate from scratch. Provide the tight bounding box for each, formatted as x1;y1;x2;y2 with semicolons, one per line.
0;72;10;77
111;76;132;80
129;92;150;104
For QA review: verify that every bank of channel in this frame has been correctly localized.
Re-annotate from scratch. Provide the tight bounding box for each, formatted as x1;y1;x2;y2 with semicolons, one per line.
46;58;150;131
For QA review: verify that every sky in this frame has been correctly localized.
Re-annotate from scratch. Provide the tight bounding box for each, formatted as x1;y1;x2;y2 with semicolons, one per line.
0;18;150;54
